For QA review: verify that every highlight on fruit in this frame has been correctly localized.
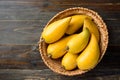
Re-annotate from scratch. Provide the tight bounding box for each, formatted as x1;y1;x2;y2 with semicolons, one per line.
42;14;100;71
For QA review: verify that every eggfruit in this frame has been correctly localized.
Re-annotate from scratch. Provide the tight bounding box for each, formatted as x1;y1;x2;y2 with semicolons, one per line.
61;52;78;70
77;34;100;70
42;17;72;43
67;28;90;54
84;18;100;41
66;15;92;34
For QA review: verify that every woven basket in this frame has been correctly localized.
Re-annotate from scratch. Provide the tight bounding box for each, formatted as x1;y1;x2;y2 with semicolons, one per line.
39;7;108;76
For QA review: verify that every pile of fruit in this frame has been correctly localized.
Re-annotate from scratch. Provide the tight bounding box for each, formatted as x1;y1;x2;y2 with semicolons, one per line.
41;15;100;71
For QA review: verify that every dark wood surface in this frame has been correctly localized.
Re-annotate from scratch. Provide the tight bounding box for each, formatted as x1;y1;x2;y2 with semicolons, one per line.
0;0;120;80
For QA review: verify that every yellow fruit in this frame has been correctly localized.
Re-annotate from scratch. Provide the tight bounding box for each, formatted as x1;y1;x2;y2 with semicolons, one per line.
66;15;92;34
61;52;78;70
67;28;90;54
84;18;99;41
47;34;77;59
77;34;100;70
42;17;72;43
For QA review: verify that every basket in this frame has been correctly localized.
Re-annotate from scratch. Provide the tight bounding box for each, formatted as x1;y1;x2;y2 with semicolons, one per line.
39;7;108;76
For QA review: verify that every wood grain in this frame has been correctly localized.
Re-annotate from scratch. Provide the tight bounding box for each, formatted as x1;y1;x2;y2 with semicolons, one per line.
0;44;119;69
0;1;119;45
0;0;120;80
0;69;119;80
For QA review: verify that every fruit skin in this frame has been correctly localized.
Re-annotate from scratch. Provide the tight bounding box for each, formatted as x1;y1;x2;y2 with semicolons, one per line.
77;34;100;70
84;18;99;42
67;28;90;54
66;15;92;34
47;34;77;59
42;17;72;43
61;52;78;70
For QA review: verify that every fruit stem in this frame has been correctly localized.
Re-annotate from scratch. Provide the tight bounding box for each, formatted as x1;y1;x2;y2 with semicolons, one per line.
62;65;66;70
41;38;45;42
47;54;52;58
65;46;69;51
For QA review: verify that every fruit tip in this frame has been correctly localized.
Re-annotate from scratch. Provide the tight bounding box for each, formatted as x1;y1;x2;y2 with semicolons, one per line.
47;54;52;58
66;16;72;22
83;26;89;32
65;46;69;51
41;37;45;42
61;65;66;70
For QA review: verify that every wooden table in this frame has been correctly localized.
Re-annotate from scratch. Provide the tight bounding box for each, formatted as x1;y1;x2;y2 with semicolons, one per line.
0;0;120;80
